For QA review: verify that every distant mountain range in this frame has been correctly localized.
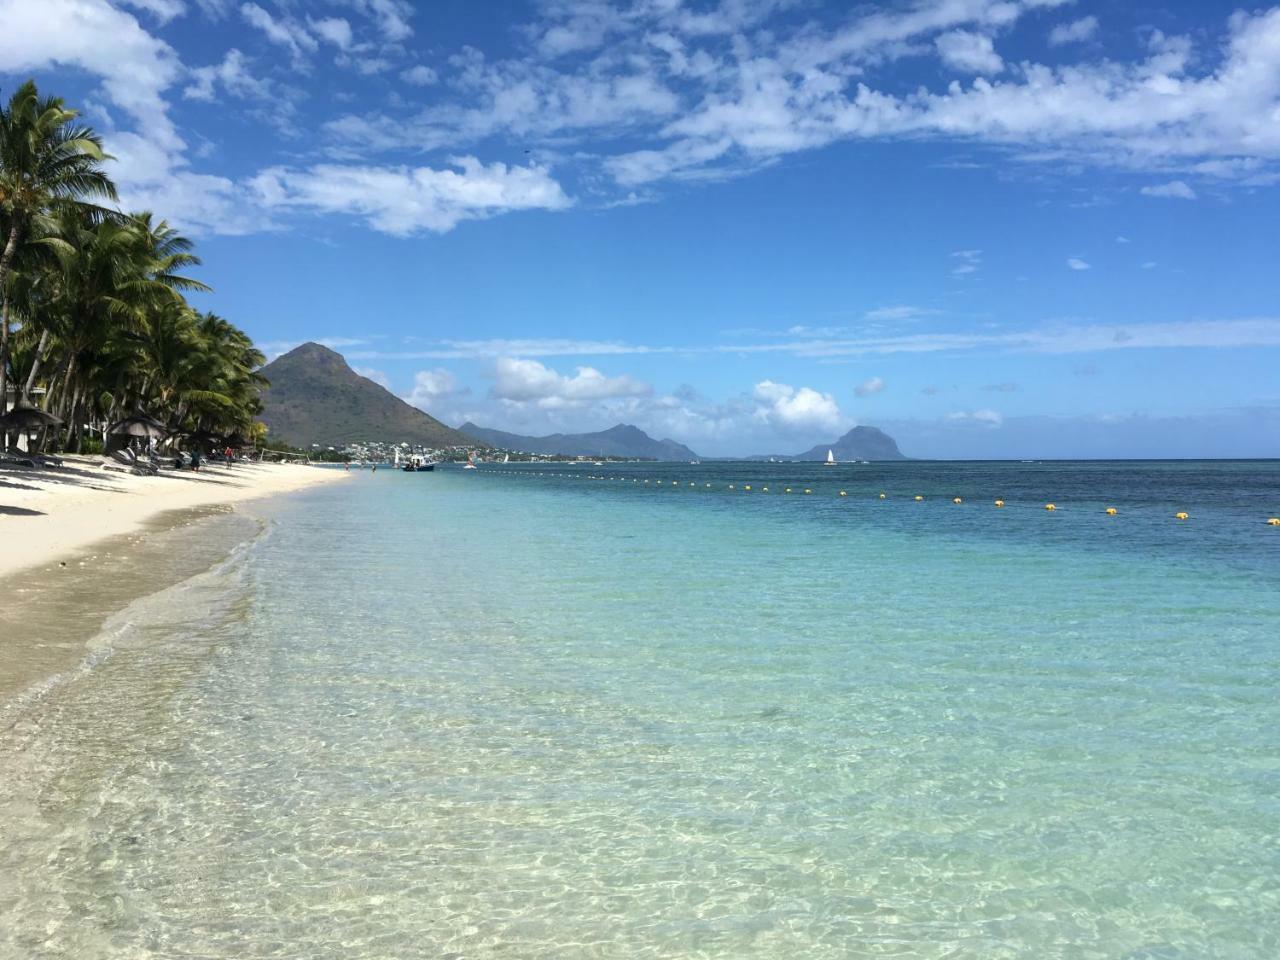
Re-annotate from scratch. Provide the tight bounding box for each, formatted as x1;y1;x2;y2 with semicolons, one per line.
459;422;699;460
259;342;479;449
751;425;907;461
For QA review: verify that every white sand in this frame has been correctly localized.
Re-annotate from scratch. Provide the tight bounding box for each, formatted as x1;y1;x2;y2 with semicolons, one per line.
1;456;348;579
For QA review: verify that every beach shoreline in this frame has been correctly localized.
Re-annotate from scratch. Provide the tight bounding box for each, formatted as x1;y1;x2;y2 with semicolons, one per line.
0;459;347;714
1;457;347;581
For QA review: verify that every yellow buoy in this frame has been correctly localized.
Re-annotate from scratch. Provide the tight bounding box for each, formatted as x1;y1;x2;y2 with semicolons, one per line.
804;489;811;494
785;487;792;493
1105;507;1118;516
1045;504;1056;511
1268;518;1280;526
953;497;962;504
914;495;924;502
689;482;695;487
994;499;1005;507
762;486;769;492
879;493;886;499
1175;512;1189;520
729;484;734;490
745;485;751;491
839;491;847;497
705;483;711;487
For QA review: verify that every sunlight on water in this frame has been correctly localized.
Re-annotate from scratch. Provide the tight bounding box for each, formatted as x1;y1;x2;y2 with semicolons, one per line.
3;461;1279;958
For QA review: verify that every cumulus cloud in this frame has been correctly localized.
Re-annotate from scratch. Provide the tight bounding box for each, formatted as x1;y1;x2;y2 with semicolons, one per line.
403;368;467;409
753;380;843;433
1140;180;1197;200
935;30;1003;74
1048;16;1099;46
854;376;885;397
1067;257;1091;270
401;65;438;85
249;158;572;235
490;358;651;408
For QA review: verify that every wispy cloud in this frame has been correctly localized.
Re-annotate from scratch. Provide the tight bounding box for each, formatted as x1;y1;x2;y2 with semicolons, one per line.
1140;180;1197;200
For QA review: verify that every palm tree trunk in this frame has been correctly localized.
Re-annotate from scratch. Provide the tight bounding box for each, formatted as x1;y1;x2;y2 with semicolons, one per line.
0;224;19;450
0;222;20;293
24;328;51;395
0;294;9;450
63;383;81;450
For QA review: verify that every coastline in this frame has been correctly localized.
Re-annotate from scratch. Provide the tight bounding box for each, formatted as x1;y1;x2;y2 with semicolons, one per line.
0;457;347;580
0;459;347;714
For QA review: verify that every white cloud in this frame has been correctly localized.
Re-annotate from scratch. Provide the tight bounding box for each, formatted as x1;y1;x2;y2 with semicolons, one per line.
183;48;270;101
0;0;184;151
353;366;391;389
935;31;1003;74
946;408;1004;427
865;305;940;322
1048;16;1099;47
403;368;466;409
309;17;353;50
1067;257;1091;270
951;248;982;276
240;3;318;66
1115;235;1131;243
854;376;885;397
119;0;186;23
249;158;572;235
491;358;651;407
401;65;438;86
1140;180;1197;200
335;0;413;42
752;380;843;433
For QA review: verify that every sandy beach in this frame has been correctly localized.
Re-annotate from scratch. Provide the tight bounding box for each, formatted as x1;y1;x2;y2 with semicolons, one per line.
0;457;347;580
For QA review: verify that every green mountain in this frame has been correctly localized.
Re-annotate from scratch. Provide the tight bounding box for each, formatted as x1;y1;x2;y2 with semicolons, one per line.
793;426;907;460
258;342;480;448
458;422;699;460
748;425;908;461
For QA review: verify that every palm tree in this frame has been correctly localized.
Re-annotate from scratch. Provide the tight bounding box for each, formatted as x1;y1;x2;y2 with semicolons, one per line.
0;80;115;419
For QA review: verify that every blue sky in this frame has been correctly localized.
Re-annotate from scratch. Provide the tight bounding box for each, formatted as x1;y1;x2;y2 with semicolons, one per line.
4;0;1279;457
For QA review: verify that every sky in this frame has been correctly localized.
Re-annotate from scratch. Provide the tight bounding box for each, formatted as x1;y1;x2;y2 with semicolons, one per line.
3;0;1279;458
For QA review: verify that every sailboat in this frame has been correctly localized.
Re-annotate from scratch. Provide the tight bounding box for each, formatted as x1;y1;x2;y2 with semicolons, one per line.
824;449;837;466
503;453;510;463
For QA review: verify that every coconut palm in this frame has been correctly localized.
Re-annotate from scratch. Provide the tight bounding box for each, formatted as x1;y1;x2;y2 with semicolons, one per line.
0;80;116;412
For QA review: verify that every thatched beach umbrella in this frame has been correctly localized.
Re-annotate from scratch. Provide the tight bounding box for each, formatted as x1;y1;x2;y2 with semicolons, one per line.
107;413;167;439
0;397;63;431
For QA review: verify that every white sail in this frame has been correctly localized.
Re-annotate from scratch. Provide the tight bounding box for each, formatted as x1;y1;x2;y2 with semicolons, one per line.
826;449;836;464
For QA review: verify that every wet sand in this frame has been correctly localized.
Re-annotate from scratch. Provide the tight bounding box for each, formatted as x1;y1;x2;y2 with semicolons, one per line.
1;457;346;580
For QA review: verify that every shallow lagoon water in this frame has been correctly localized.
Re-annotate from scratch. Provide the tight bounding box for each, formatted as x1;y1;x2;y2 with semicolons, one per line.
2;461;1279;958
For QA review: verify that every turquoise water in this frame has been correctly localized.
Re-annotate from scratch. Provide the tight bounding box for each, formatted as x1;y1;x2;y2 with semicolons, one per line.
4;461;1280;958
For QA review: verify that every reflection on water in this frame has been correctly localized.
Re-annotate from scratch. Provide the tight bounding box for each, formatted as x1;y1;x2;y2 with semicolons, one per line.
2;463;1279;958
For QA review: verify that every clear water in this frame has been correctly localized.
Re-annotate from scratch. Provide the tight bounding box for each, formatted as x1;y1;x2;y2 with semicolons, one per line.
3;461;1279;959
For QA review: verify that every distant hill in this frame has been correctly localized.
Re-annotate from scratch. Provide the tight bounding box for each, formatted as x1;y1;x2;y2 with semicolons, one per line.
752;425;907;461
258;342;480;448
459;422;699;460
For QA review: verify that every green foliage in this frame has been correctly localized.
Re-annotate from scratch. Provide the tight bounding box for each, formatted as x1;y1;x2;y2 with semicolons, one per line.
1;80;268;453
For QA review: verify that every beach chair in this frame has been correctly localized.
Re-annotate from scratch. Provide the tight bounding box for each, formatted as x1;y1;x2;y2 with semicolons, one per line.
105;449;158;476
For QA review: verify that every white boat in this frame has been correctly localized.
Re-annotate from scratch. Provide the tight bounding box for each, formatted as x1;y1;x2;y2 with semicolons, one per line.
503;453;510;463
824;449;837;466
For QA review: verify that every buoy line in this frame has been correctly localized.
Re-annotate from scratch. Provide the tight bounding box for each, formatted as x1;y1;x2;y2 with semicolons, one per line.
480;469;1276;525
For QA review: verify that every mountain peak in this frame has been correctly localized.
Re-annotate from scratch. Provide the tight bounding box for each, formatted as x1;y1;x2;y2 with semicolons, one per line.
458;422;698;459
259;344;481;448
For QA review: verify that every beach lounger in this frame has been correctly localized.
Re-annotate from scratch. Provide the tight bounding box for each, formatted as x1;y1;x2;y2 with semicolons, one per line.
1;450;62;469
104;450;158;476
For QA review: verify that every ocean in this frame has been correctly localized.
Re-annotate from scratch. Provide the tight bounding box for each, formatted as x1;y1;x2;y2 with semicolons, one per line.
3;460;1279;958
